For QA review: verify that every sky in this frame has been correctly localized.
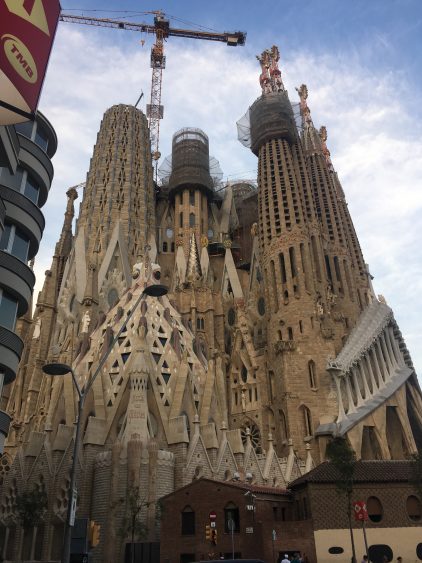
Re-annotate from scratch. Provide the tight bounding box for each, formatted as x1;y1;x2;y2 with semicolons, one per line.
33;0;422;371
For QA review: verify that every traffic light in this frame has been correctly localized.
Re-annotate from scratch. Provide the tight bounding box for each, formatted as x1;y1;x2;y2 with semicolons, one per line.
211;529;217;545
205;525;211;540
89;520;101;547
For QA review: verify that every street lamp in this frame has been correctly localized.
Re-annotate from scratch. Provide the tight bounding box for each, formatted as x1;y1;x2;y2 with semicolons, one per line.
42;283;168;563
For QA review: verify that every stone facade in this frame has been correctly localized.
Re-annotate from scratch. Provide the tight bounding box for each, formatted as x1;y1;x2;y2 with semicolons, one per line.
1;47;422;562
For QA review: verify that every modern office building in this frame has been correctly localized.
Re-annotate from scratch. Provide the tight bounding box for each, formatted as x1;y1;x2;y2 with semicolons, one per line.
0;113;57;452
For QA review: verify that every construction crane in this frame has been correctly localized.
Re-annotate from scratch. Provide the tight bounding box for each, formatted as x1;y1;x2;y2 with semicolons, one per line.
59;12;247;163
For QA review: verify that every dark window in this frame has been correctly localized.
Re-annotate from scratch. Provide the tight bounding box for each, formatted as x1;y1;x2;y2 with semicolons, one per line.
35;126;49;152
224;503;239;533
24;175;40;204
189;213;195;227
15;121;34;138
367;496;383;523
407;495;421;521
241;365;248;383
107;288;119;309
181;507;195;535
227;308;235;326
179;212;183;227
189;190;195;206
417;543;422;560
328;547;344;555
0;290;18;330
257;296;266;316
368;544;393;563
308;360;317;389
1;224;30;261
162;241;168;252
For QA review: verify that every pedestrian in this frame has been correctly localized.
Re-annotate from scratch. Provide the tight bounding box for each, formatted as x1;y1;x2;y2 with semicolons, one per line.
281;555;290;563
361;556;368;563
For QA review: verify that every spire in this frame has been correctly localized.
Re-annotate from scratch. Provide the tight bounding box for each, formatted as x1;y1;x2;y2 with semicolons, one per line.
186;233;202;283
319;126;334;172
296;84;313;128
296;84;323;153
55;187;78;257
256;45;285;94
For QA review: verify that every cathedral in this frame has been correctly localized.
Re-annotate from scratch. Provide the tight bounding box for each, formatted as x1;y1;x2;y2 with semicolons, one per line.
1;46;421;562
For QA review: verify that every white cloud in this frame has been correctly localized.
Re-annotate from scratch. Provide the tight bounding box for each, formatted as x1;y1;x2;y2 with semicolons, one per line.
34;25;422;372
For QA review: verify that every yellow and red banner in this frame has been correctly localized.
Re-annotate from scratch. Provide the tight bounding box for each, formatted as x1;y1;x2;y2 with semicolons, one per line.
0;0;61;124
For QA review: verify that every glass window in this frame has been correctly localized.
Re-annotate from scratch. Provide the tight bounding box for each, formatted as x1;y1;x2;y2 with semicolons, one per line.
11;228;30;262
224;503;239;533
0;290;18;331
189;213;195;227
23;175;40;204
0;166;24;191
0;371;4;397
0;224;12;250
34;126;49;152
181;507;195;535
15;121;34;138
0;224;30;262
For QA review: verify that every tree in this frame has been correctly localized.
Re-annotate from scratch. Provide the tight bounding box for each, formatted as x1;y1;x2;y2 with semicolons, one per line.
15;486;48;560
325;436;357;563
117;485;149;563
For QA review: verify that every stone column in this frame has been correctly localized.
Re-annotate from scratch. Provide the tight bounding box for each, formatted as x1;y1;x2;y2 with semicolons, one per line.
351;366;364;407
375;339;390;381
364;354;378;394
345;375;357;414
370;347;385;389
380;332;394;373
358;362;372;400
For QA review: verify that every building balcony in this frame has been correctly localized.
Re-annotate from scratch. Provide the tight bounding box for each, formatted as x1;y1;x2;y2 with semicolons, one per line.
0;250;35;316
0;325;23;383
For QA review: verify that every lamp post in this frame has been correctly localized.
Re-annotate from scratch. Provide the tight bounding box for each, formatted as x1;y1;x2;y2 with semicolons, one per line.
43;283;168;563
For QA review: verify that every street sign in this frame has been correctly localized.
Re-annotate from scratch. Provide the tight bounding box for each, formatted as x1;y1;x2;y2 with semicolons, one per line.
272;529;277;541
353;501;368;521
246;527;254;534
210;521;216;528
69;487;77;526
209;511;217;521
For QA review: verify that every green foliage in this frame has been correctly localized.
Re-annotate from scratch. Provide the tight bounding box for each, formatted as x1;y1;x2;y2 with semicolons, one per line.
15;487;47;529
325;436;356;495
117;485;149;542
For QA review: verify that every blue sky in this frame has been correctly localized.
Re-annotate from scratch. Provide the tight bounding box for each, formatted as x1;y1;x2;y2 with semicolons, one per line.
35;0;422;371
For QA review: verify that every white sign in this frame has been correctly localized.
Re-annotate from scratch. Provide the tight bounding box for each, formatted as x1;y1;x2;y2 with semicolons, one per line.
69;487;77;526
272;529;277;541
246;527;254;534
210;521;216;528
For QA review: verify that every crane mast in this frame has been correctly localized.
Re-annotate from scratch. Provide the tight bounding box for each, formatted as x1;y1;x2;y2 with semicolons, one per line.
59;12;246;164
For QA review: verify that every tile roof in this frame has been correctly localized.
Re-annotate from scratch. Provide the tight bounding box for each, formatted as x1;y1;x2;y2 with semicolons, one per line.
289;460;416;488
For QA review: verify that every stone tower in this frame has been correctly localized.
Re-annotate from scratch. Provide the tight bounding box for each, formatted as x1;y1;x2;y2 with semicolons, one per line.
1;48;422;563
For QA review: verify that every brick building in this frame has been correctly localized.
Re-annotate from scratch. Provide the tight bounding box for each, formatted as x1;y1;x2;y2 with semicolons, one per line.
160;478;316;563
289;460;422;563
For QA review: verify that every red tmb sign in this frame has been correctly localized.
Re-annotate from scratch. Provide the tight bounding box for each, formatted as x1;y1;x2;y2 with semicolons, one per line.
353;501;368;521
0;0;61;124
209;511;217;521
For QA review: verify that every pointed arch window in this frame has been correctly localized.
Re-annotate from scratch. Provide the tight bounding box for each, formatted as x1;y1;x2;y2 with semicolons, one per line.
301;405;313;438
308;360;317;389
